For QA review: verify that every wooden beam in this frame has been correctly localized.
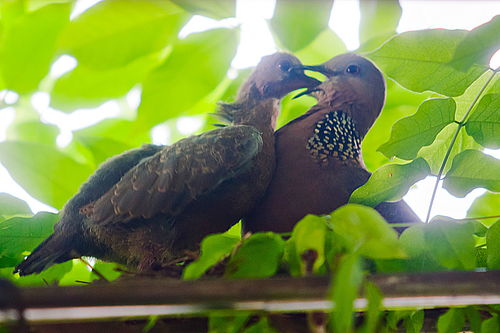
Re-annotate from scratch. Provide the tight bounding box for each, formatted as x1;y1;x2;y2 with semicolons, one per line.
1;271;499;322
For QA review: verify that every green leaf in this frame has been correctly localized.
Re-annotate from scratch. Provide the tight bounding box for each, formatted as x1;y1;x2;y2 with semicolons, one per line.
481;314;500;333
0;212;58;268
330;254;363;333
359;0;401;45
139;28;238;127
350;158;430;207
486;219;500;269
467;192;500;227
0;193;31;217
404;310;424;333
329;204;406;259
464;307;482;333
73;135;132;166
286;215;327;275
465;93;500;148
367;29;486;96
452;15;500;70
51;52;163;111
418;123;480;174
4;260;72;286
379;98;456;160
425;217;476;270
73;119;151;148
209;313;251;333
470;220;488;237
270;0;334;52
0;141;93;209
443;149;500;197
296;29;347;65
58;0;188;69
6;121;59;146
0;3;70;93
242;317;277;333
363;80;430;171
360;281;383;333
437;308;465;333
183;233;239;280
225;233;284;279
171;0;235;19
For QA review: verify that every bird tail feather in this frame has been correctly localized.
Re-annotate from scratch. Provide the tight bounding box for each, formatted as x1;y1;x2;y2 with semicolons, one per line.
14;234;75;276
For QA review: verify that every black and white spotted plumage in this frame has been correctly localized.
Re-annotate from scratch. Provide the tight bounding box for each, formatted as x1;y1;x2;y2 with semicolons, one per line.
306;111;361;163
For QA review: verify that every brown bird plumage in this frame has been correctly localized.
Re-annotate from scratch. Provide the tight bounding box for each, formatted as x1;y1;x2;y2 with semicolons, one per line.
246;54;419;233
15;53;320;275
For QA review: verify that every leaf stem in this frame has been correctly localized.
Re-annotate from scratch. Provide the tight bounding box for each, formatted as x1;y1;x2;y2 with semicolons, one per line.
425;69;497;223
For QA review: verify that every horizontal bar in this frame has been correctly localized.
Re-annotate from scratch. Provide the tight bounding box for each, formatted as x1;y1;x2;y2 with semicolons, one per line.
0;271;498;322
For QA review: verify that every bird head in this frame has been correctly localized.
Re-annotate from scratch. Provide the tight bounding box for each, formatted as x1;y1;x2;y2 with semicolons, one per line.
238;52;321;100
297;54;386;138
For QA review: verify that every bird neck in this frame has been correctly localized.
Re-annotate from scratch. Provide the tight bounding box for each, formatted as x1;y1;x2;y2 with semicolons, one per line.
217;98;280;133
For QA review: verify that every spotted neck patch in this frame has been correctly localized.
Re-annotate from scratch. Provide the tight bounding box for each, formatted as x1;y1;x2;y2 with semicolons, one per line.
306;111;361;163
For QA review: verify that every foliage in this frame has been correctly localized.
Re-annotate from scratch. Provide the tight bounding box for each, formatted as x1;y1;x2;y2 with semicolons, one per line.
0;0;499;331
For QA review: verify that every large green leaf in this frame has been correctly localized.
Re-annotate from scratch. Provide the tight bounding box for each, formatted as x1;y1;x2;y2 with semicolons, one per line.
0;212;58;268
424;217;476;270
359;0;401;45
376;224;445;273
51;52;163;111
330;254;363;333
481;315;500;333
6;121;59;145
404;310;425;333
486;219;500;269
139;28;238;127
225;233;284;279
367;29;486;96
182;233;239;280
443;149;500;197
467;192;500;226
465;93;500;148
270;0;333;52
72;135;132;166
0;141;93;209
350;158;430;207
363;80;430;171
0;3;70;93
418;123;480;174
171;0;235;19
379;98;456;160
329;204;406;259
437;308;465;333
58;0;188;69
0;193;31;218
73;119;152;148
452;15;500;71
286;214;327;275
296;29;346;65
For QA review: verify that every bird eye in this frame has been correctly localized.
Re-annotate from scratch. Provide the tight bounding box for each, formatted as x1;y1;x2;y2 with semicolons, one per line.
346;64;360;74
278;60;293;72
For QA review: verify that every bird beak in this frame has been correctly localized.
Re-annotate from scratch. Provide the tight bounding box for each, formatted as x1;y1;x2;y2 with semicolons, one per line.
292;87;321;99
295;64;338;77
290;67;321;86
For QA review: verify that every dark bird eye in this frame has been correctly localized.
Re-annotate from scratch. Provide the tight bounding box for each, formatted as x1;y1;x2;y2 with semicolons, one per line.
346;64;360;74
278;60;293;72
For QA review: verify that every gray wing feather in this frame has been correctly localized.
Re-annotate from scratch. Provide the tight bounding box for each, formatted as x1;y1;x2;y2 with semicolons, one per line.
89;125;263;225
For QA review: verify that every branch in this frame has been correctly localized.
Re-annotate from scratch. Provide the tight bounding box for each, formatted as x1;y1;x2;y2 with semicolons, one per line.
1;271;499;322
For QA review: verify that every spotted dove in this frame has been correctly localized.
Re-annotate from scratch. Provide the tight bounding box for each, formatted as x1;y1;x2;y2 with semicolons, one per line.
15;53;320;275
245;54;420;233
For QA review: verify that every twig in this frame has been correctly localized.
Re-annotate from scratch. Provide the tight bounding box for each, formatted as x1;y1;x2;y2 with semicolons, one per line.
79;258;108;282
425;70;498;223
